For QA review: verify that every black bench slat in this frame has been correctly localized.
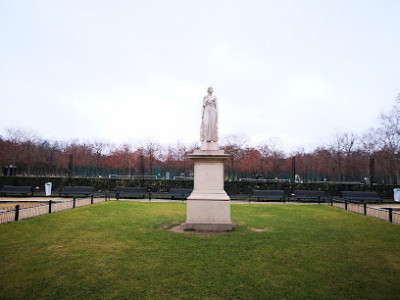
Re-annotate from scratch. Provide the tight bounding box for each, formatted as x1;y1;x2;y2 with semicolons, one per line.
0;185;33;196
115;187;147;200
227;191;251;199
253;190;285;200
170;188;193;199
292;190;328;200
342;191;381;202
59;186;95;196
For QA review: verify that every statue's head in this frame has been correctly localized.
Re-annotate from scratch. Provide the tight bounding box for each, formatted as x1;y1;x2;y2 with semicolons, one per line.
207;86;214;94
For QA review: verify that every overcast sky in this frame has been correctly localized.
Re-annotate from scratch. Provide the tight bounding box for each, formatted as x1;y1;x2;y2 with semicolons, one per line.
1;0;399;151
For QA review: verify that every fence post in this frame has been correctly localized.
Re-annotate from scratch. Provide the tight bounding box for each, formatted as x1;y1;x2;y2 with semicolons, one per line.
364;203;367;215
389;208;393;223
49;200;52;214
148;191;152;202
15;205;20;221
345;200;348;211
73;197;76;209
91;195;94;204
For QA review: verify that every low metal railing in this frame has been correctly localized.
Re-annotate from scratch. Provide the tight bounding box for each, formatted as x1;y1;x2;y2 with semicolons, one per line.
0;193;111;224
325;198;400;224
1;194;398;225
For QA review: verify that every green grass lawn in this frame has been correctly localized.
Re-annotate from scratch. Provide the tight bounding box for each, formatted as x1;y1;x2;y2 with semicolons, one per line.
0;202;399;299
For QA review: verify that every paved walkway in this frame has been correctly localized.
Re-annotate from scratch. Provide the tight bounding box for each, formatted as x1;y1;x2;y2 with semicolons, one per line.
0;197;73;202
117;199;346;206
1;197;400;208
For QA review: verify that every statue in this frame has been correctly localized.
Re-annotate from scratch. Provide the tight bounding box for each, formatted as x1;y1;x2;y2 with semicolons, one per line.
185;87;232;232
200;87;218;150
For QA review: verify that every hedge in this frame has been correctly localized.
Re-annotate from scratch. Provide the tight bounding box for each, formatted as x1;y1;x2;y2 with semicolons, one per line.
0;176;398;198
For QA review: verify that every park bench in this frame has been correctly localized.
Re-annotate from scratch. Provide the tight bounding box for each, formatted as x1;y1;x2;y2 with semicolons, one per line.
226;190;251;200
170;188;193;200
115;187;148;200
252;190;285;201
59;186;95;197
341;191;381;202
0;185;33;196
292;190;329;201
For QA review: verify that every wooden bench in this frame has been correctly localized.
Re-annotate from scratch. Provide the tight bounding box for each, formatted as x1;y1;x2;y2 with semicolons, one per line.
252;190;285;201
292;190;329;201
170;188;193;200
115;187;148;200
59;186;95;197
341;191;381;202
0;185;33;196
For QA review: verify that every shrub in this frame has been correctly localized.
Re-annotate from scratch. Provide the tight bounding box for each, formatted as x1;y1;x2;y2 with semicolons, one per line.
0;176;396;198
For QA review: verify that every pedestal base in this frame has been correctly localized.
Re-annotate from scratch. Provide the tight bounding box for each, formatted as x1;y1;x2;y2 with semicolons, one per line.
183;222;233;231
185;197;233;231
185;149;232;232
184;199;232;231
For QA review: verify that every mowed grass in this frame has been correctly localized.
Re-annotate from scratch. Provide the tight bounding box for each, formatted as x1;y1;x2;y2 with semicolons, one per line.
0;202;399;299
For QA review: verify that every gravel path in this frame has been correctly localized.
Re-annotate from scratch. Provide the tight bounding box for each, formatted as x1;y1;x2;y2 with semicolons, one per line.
1;197;400;208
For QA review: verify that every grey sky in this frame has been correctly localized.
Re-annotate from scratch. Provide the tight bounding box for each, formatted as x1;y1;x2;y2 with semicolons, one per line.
1;0;399;151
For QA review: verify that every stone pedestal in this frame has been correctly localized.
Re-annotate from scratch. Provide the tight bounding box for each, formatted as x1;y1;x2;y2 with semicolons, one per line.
184;149;233;231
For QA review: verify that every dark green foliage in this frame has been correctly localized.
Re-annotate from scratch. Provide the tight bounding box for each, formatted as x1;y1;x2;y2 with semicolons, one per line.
0;176;397;197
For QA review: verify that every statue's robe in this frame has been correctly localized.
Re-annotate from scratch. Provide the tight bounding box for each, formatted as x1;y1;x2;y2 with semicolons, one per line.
201;95;218;142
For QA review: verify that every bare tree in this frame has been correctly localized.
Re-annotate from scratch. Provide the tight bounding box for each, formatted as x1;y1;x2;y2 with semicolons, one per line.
292;148;314;182
145;141;162;176
4;129;39;175
375;95;400;183
90;141;110;177
107;144;136;176
220;135;248;180
329;132;358;181
258;140;287;179
361;128;380;154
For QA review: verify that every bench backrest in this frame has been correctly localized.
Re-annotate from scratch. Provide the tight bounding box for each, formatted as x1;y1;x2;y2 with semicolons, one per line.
170;188;193;196
253;190;285;198
0;185;33;193
61;186;95;194
342;191;380;200
293;190;327;198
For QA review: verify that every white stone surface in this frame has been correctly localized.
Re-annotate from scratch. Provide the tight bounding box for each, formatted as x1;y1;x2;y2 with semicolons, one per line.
185;149;232;231
201;141;219;151
192;149;225;155
183;87;232;231
185;199;232;225
200;87;218;143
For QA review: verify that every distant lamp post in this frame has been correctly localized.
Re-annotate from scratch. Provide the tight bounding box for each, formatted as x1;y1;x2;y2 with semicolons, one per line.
291;156;296;184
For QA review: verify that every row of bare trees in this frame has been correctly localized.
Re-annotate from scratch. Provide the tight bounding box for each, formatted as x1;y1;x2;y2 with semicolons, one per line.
0;131;197;178
1;96;400;183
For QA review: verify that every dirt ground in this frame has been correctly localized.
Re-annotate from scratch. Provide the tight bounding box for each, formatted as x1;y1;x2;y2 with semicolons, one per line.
0;197;73;209
170;223;234;235
0;197;68;202
0;202;49;209
1;197;400;210
372;203;400;207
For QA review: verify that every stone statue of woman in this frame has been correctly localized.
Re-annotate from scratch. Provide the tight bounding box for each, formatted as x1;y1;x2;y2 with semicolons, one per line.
200;87;219;150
